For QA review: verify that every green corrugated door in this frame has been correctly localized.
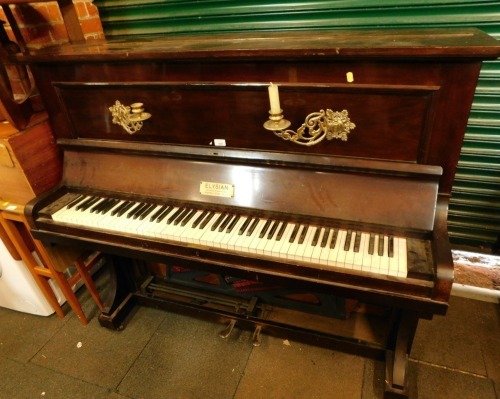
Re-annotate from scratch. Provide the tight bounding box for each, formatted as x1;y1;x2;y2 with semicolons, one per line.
94;0;500;250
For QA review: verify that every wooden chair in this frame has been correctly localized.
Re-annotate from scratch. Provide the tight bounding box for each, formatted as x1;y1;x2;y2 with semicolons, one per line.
0;202;103;325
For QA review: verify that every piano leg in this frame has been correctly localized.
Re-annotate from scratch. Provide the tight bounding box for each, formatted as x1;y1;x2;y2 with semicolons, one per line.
384;309;419;399
98;255;140;330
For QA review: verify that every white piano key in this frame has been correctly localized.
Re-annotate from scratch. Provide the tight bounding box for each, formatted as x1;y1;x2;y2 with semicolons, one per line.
286;224;304;260
273;223;294;257
352;232;366;270
398;238;408;277
361;233;374;272
318;228;333;265
226;216;250;250
379;236;391;275
263;221;282;256
310;227;325;261
51;193;413;280
327;229;343;267
295;226;314;260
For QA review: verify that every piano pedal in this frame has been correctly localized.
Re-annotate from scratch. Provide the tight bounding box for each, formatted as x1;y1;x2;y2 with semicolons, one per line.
219;319;237;339
252;325;263;347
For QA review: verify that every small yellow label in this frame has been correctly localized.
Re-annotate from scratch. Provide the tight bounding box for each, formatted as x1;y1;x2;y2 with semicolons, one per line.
200;181;234;198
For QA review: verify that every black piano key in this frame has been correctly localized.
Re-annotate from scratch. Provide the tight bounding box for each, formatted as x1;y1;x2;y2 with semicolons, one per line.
119;202;137;217
89;198;106;213
149;205;166;222
259;219;272;238
238;217;252;235
247;218;260;236
99;198;117;213
298;225;309;244
180;209;197;226
211;213;227;231
330;229;339;249
226;215;240;233
137;203;153;218
75;196;92;210
378;235;385;256
353;232;362;252
344;230;353;251
173;208;191;225
116;201;134;217
138;203;156;220
156;205;174;222
311;227;321;246
192;210;208;228
267;220;280;239
289;224;301;243
78;196;100;211
112;201;131;216
131;203;148;219
167;207;184;224
388;236;394;258
276;222;288;241
218;214;234;232
66;194;85;209
99;198;119;214
199;211;215;229
321;227;331;248
126;203;142;218
368;233;375;255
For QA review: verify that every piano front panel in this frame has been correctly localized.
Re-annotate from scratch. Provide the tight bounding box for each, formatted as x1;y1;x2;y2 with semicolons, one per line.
31;55;484;192
53;81;437;163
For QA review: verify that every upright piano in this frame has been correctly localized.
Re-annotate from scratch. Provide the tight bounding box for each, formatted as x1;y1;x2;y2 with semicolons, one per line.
19;28;500;397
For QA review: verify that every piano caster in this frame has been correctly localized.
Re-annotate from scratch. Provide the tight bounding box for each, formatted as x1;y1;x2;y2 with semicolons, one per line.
219;319;237;339
252;325;262;347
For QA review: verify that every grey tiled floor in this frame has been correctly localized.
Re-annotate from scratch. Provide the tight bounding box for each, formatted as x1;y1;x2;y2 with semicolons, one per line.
0;270;499;399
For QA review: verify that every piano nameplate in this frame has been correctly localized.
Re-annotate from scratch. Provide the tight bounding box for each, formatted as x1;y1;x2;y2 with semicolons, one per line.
200;181;235;198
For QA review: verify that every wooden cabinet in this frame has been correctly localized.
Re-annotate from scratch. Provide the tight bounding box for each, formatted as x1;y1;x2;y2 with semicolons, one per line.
0;112;62;204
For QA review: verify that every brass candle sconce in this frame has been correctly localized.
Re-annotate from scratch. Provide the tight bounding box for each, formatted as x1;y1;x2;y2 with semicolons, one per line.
263;83;355;146
109;100;151;135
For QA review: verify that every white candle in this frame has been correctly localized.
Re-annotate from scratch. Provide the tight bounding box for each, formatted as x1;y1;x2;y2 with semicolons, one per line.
268;83;281;114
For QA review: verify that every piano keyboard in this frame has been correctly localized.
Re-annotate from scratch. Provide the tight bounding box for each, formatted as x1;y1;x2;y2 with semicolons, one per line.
51;195;408;277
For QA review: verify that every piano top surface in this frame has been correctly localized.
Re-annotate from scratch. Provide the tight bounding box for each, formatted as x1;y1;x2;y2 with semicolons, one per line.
17;27;500;62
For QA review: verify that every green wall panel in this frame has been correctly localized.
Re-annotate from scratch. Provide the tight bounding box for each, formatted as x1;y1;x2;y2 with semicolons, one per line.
94;0;500;250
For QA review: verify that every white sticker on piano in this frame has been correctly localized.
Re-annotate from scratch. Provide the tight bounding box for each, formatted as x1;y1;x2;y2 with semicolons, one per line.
213;139;226;146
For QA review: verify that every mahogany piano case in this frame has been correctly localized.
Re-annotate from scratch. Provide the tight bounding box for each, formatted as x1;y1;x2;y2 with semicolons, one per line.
19;28;500;398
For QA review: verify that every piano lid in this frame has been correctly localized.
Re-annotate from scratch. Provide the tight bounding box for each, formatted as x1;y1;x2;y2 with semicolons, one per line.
16;27;500;62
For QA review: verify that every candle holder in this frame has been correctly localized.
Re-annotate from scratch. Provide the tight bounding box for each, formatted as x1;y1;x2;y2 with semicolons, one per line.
263;108;355;147
109;100;152;135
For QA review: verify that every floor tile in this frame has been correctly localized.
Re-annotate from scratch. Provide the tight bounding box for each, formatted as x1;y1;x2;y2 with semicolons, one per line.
0;306;66;363
235;335;365;399
30;306;166;389
117;312;253;399
412;296;490;375
362;358;497;399
0;357;110;399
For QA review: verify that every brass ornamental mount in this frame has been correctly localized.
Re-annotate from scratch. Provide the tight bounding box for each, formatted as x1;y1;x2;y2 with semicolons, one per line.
264;83;355;146
263;108;356;147
109;101;151;134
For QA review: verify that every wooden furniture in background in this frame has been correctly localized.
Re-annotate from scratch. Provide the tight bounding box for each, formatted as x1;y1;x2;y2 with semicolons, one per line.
0;0;85;129
0;201;103;325
0;112;61;204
